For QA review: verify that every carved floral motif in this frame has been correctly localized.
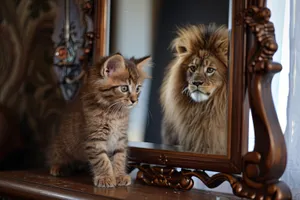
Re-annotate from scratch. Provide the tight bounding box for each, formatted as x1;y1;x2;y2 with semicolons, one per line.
136;165;194;190
245;6;278;72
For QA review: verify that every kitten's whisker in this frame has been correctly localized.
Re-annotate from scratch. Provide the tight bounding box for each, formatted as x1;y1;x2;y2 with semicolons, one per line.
111;106;120;114
118;104;123;112
107;101;122;111
148;110;153;121
108;102;124;114
146;110;153;126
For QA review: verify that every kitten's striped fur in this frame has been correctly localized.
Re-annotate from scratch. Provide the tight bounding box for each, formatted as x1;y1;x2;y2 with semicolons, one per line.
47;54;150;187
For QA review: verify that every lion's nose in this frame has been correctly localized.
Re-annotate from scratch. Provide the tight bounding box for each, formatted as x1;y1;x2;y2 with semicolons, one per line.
192;81;204;86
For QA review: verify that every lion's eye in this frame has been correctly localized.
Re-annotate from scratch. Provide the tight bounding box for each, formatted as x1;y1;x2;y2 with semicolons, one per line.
136;85;142;93
189;65;196;72
120;85;129;92
206;67;215;74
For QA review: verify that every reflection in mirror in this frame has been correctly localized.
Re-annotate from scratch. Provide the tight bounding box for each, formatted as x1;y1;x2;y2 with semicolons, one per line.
160;24;228;155
110;0;230;155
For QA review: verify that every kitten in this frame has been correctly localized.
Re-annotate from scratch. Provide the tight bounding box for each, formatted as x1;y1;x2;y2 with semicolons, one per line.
47;53;150;187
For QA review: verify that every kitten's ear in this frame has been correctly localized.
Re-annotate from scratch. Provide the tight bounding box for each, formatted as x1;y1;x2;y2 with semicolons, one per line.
102;54;126;77
136;55;151;70
136;56;152;79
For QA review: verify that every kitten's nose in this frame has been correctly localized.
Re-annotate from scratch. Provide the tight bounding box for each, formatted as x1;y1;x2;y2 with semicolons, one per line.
130;98;137;104
193;81;204;86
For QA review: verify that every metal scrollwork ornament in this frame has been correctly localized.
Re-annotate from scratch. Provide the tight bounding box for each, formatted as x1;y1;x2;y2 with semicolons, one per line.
53;0;94;100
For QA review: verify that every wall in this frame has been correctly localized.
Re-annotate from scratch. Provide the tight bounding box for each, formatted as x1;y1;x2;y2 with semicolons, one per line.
0;0;66;169
110;0;154;142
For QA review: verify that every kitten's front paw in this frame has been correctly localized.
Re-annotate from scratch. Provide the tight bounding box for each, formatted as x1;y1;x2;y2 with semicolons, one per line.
94;175;116;188
116;174;131;186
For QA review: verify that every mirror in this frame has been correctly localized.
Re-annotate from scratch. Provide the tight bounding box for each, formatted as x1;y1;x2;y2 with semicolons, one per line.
0;0;292;198
46;0;246;176
110;0;231;155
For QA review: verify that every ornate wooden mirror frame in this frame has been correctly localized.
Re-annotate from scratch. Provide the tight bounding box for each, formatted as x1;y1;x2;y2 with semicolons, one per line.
89;0;292;199
0;0;292;199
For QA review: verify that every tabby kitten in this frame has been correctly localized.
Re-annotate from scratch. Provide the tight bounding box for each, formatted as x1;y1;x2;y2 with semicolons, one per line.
47;53;150;187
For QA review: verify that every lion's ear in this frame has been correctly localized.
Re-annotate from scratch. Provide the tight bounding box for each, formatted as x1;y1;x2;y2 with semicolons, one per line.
176;45;188;54
216;39;228;57
172;38;189;57
214;38;228;67
212;25;229;66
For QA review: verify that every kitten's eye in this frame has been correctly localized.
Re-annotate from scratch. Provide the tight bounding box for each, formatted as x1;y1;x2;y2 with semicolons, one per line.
136;85;142;93
120;85;129;92
206;67;215;74
189;65;196;72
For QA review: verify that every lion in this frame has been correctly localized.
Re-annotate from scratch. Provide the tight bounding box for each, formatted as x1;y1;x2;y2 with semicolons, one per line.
160;24;228;155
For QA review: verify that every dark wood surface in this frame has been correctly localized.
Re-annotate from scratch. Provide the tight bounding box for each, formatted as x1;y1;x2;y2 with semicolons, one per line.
0;170;239;200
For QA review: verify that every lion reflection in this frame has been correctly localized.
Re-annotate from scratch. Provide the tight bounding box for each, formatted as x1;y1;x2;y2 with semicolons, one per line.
160;24;228;155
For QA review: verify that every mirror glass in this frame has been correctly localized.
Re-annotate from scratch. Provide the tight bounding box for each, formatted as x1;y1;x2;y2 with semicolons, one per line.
109;0;231;155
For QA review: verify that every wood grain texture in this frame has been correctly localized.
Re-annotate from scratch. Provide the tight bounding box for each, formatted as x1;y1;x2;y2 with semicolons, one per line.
0;170;239;200
93;0;110;60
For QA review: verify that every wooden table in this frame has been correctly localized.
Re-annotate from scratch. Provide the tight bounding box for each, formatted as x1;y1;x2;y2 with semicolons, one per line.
0;170;239;200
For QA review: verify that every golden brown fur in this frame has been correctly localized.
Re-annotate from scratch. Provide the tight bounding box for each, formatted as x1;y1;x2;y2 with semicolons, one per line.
160;24;228;155
47;53;150;187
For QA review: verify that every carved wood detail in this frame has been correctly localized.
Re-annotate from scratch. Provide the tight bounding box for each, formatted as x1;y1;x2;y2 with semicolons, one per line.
135;165;194;190
134;2;292;199
135;164;291;199
134;164;244;194
240;1;292;199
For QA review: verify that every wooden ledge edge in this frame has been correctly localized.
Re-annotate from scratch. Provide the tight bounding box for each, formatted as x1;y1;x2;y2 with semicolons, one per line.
0;176;115;200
